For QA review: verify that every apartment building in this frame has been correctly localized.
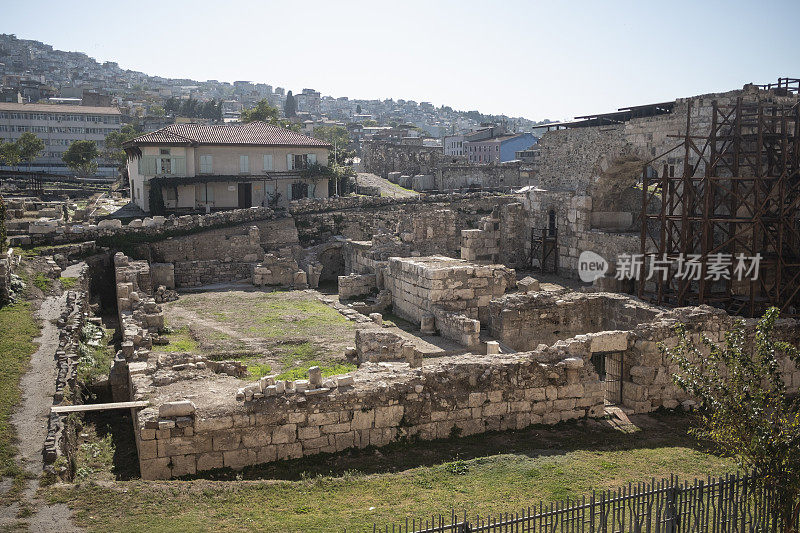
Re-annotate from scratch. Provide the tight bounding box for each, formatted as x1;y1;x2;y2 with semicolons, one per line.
0;102;121;175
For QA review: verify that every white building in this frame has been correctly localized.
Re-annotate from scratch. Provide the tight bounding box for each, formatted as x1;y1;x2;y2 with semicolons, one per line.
443;134;465;156
0;102;121;175
124;122;331;213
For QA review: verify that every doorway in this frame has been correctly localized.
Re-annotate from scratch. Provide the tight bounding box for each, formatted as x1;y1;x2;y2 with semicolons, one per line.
591;351;623;404
238;183;252;208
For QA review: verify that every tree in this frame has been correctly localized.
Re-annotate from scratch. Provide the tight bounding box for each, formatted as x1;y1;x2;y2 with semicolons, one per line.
284;91;297;117
0;141;22;169
665;307;800;532
16;132;44;166
241;99;300;131
313;125;355;165
241;99;281;124
62;140;99;177
149;104;165;117
104;123;142;173
356;104;362;114
164;97;180;115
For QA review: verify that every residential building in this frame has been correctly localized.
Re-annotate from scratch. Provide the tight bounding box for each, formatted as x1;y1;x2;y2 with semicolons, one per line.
295;89;321;115
443;134;465;156
124;122;331;213
0;101;121;175
464;132;538;164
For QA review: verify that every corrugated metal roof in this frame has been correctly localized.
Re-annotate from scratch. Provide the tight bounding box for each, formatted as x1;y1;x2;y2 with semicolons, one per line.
126;122;331;148
0;102;121;114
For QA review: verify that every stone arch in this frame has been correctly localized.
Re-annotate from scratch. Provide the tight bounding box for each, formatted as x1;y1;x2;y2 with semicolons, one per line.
588;153;650;231
589;154;649;212
318;246;345;282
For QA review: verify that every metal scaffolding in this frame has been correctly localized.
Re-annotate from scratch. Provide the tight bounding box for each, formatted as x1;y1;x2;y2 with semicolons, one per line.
639;96;800;317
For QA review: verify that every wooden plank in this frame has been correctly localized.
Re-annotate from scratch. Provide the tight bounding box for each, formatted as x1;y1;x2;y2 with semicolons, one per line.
50;401;149;414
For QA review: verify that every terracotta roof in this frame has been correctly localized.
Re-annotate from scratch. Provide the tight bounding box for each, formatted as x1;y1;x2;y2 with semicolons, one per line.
125;122;331;148
0;102;121;114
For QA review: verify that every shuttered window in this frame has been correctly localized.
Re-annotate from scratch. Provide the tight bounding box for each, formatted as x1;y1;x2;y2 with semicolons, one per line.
307;153;317;165
195;184;214;203
199;155;213;174
263;154;273;171
286;153;294;170
240;155;249;174
138;156;157;175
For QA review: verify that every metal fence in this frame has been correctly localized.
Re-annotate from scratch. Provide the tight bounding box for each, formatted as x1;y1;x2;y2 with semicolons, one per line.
372;472;798;532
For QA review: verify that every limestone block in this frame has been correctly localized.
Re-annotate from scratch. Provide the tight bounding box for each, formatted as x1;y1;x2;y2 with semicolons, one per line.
516;276;540;293
485;341;500;355
589;331;629;353
308;366;322;388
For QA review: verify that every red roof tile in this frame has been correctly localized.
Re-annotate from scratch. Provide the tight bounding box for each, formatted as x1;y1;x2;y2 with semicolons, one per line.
125;122;331;148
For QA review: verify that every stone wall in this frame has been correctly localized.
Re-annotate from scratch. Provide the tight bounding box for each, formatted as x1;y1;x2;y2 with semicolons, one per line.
109;253;165;401
621;306;800;412
290;193;518;249
44;276;89;471
338;273;377;299
15;206;278;247
362;140;456;177
385;256;514;339
435;162;529;191
489;291;662;351
174;260;255;287
0;247;12;305
130;343;605;479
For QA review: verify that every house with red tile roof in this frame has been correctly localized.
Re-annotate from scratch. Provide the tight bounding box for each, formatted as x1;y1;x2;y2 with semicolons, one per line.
123;122;331;213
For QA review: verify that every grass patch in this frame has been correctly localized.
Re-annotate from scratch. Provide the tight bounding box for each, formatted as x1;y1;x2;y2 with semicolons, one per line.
59;276;78;290
273;342;356;381
32;273;52;292
276;361;356;382
240;360;272;380
76;324;115;390
0;301;39;479
160;326;199;353
43;413;736;533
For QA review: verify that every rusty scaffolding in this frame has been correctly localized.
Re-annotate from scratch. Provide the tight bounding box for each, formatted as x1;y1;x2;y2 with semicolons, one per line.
639;96;800;317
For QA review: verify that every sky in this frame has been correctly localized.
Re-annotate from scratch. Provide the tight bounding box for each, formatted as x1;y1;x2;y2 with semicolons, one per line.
2;0;798;121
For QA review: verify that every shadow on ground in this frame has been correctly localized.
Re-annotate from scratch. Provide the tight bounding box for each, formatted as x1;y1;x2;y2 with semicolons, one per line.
177;411;709;482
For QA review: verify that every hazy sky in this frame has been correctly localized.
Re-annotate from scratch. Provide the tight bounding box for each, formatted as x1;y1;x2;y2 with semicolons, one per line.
2;0;798;121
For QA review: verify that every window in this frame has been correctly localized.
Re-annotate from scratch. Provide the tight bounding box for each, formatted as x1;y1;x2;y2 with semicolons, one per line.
239;155;249;174
199;155;213;174
290;181;309;200
263;154;273;171
196;184;215;203
160;148;171;155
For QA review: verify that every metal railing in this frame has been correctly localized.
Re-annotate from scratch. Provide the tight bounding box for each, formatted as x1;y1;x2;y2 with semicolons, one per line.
372;472;797;532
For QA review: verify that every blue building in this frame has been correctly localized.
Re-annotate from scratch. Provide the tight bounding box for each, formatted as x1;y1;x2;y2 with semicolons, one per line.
464;132;538;164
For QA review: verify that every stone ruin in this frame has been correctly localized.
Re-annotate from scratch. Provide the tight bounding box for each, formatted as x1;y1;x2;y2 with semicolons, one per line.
103;243;800;480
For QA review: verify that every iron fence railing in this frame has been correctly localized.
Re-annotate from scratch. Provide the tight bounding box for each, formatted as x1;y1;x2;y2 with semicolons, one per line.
370;472;798;533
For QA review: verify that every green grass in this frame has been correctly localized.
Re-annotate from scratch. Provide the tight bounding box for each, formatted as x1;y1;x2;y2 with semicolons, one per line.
32;273;52;292
235;359;272;380
275;361;357;382
160;326;199;353
272;341;356;381
244;295;352;339
0;301;40;479
76;325;115;389
42;414;736;533
59;276;78;290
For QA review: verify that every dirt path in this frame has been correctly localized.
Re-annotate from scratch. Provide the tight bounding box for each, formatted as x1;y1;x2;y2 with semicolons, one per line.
1;268;83;531
356;172;419;198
